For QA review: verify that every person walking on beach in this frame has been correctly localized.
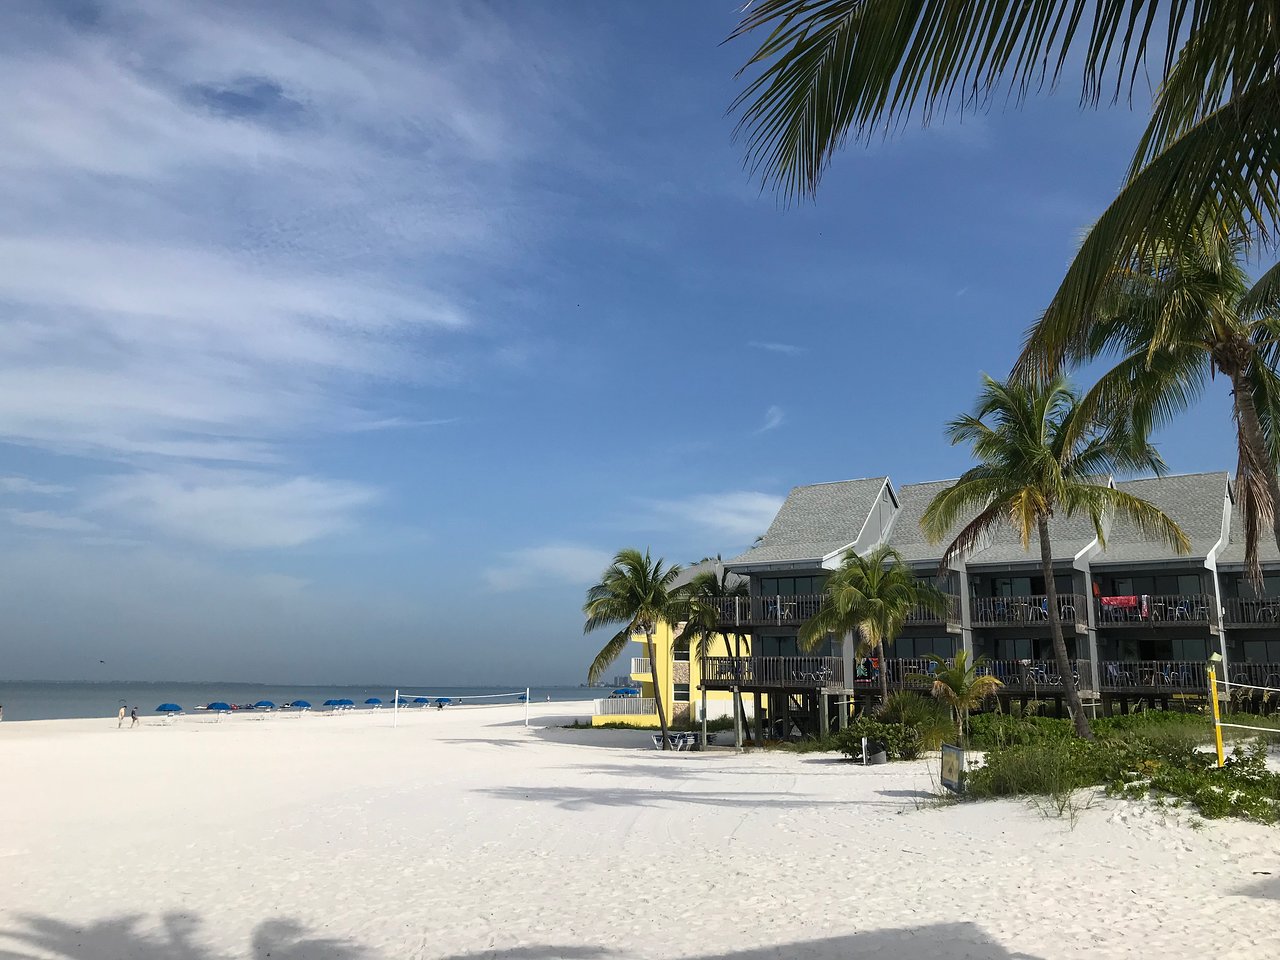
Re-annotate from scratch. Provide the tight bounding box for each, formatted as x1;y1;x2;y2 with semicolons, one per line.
118;705;127;728
130;707;139;728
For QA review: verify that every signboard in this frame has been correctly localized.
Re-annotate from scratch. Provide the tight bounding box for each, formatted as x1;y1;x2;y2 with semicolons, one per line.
940;743;966;793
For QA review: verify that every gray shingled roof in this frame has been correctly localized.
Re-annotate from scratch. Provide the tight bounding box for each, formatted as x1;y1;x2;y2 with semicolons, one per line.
726;477;889;566
965;509;1101;567
1092;472;1228;565
885;479;959;564
1216;495;1280;568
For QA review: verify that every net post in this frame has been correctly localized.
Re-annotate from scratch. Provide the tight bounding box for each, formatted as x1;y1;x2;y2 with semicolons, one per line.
524;688;530;727
1207;667;1225;767
393;689;399;729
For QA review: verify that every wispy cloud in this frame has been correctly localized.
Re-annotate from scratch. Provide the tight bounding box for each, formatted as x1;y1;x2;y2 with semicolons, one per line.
644;491;784;542
747;340;805;356
0;476;71;495
88;471;377;550
2;508;99;533
483;543;612;592
757;405;785;433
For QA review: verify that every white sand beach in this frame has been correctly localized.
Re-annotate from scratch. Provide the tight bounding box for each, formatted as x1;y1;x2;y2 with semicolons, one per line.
0;703;1277;960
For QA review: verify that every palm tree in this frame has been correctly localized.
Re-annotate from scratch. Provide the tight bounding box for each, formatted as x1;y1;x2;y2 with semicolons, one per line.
797;545;948;705
729;3;1280;383
1021;219;1280;582
583;548;682;748
921;374;1190;740
671;559;751;733
912;651;1004;747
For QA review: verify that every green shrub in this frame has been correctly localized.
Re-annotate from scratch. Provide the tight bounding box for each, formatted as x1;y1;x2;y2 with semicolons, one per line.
878;692;955;750
967;713;1072;749
966;737;1104;799
832;718;922;761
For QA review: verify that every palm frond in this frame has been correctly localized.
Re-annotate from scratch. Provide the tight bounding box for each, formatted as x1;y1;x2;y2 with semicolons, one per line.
587;627;631;685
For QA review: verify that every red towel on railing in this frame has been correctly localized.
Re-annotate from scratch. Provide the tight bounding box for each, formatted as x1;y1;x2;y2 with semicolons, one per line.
1100;595;1138;608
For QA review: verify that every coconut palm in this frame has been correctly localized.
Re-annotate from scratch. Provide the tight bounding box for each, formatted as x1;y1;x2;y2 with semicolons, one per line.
797;545;949;705
1021;219;1280;582
583;548;682;748
922;374;1190;740
671;559;751;732
729;2;1280;334
911;651;1003;747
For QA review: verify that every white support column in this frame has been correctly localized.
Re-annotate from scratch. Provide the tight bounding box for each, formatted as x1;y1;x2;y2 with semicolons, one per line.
393;689;399;728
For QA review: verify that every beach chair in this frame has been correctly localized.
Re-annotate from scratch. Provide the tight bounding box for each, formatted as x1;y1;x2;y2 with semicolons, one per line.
1106;663;1134;687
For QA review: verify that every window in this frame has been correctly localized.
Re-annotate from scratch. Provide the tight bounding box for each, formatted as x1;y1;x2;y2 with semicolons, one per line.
896;637;955;658
1171;639;1207;661
673;643;690;662
673;683;690;702
759;575;826;596
1243;640;1280;662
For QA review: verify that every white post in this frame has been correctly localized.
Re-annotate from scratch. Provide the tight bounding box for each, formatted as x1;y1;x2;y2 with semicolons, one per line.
393;689;399;728
524;687;530;727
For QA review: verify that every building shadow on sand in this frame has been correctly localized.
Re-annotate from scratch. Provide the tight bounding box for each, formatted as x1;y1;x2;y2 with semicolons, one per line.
0;915;1043;960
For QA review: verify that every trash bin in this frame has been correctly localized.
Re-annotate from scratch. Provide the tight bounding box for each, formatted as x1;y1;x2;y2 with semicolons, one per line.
862;737;888;765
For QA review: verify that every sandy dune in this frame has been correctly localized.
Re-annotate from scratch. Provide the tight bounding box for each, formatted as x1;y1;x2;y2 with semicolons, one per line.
0;703;1276;960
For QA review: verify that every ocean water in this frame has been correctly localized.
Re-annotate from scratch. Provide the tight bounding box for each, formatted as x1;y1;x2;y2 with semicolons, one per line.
0;681;599;722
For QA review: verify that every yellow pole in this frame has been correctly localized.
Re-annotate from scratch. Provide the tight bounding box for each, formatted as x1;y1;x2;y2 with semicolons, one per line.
1207;666;1225;768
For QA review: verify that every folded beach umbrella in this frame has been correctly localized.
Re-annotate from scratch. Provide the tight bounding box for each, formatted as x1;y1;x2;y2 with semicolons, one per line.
155;703;182;713
207;701;232;711
364;697;383;705
291;700;312;709
254;700;276;709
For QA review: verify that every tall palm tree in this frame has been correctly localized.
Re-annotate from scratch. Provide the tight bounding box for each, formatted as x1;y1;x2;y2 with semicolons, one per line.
729;2;1280;345
1021;219;1280;581
671;559;751;732
583;548;682;748
912;651;1004;747
797;545;948;705
921;374;1190;740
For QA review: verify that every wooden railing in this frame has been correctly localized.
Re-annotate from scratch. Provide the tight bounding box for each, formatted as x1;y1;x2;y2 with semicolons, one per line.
1225;661;1280;689
1096;594;1217;626
594;697;657;716
1221;598;1280;626
970;594;1088;628
709;594;960;627
701;656;843;687
630;657;651;676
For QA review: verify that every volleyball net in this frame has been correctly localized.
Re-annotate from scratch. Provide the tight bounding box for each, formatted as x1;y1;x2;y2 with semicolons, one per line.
1206;666;1280;765
390;688;531;727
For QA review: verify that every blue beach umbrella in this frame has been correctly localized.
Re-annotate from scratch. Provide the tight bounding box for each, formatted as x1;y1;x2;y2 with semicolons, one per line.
323;699;340;706
364;697;382;705
207;701;232;711
612;687;640;697
155;703;182;713
254;700;276;709
291;700;312;709
434;697;451;706
336;698;355;706
413;697;429;704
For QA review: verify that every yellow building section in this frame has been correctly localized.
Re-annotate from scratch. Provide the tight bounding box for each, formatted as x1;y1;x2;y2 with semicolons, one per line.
590;620;752;727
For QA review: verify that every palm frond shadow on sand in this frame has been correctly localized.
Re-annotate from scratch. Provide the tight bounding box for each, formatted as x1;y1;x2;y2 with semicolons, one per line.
0;914;1045;960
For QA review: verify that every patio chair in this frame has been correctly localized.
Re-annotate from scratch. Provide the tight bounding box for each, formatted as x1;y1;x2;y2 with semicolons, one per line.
1059;601;1076;621
1028;600;1049;621
1173;600;1192;621
1105;663;1134;687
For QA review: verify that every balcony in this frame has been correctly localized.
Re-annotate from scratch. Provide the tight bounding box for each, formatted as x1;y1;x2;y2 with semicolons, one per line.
970;594;1088;629
1221;597;1280;628
1096;594;1217;627
594;697;657;717
709;594;960;628
701;656;844;688
630;657;652;677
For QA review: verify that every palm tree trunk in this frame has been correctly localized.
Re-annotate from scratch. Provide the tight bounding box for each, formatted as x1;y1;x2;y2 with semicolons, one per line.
1228;368;1280;583
733;632;750;736
646;629;670;749
876;639;889;705
1038;515;1094;741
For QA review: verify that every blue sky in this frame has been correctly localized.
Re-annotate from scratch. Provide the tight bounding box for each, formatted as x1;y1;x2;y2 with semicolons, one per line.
0;1;1240;684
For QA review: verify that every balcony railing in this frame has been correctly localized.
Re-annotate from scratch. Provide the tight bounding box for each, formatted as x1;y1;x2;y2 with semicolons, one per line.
1221;598;1280;627
701;656;843;687
709;594;960;628
630;657;652;676
594;697;657;716
904;595;962;626
1096;594;1217;626
970;594;1088;628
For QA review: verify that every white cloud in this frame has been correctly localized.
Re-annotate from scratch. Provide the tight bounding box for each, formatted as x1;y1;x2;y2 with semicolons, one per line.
757;405;785;433
2;508;98;533
0;476;70;495
483;543;612;592
644;491;785;542
88;471;377;550
748;340;805;356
